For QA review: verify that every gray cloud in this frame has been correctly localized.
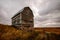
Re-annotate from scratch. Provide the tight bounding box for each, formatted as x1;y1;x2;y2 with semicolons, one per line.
0;0;27;25
29;0;60;27
0;0;60;27
38;0;60;16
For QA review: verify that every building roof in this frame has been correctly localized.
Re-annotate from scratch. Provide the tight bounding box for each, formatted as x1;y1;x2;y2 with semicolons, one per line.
11;7;33;19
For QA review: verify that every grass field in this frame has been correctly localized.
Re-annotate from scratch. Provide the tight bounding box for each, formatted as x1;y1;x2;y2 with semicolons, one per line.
0;24;60;40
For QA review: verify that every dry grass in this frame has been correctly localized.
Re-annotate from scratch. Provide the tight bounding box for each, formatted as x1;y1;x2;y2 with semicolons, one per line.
0;24;60;40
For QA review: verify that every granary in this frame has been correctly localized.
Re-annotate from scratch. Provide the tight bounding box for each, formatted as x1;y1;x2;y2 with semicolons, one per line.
11;7;34;29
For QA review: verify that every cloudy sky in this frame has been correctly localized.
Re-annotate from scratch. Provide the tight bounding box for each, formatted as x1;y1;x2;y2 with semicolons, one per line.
0;0;60;27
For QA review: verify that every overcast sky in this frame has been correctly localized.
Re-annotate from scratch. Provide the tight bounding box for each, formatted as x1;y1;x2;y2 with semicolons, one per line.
0;0;60;27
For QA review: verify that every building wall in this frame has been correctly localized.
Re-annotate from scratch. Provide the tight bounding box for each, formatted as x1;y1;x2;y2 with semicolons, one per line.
12;13;20;26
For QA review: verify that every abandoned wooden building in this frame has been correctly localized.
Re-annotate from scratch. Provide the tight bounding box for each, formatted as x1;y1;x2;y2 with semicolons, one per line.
11;7;34;29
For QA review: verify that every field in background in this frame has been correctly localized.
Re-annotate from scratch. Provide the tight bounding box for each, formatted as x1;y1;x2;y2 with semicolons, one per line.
34;28;60;34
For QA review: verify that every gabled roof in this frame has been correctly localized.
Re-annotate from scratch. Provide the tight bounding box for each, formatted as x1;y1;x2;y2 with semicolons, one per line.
11;7;33;19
